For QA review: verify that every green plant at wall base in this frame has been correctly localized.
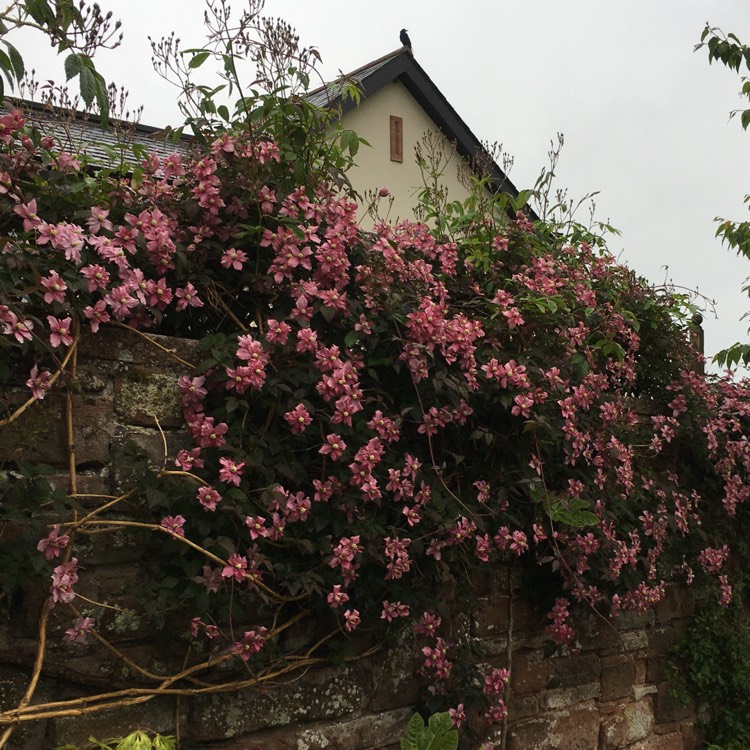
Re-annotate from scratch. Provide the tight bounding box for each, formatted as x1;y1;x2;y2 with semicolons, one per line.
669;598;750;748
56;730;176;750
401;712;458;750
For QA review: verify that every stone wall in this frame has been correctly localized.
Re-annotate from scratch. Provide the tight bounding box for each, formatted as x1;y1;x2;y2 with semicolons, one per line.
0;331;701;749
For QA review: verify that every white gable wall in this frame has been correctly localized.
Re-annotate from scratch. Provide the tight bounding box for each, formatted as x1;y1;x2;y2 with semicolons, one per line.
340;80;480;228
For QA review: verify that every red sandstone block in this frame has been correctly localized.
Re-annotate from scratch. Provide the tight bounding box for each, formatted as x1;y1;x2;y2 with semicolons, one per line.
601;654;636;701
656;585;696;624
0;393;114;466
511;649;548;694
625;730;683;750
600;699;655;749
547;652;601;689
508;702;600;750
473;595;509;636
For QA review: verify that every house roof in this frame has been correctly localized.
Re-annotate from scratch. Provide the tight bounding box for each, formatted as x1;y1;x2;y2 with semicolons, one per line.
307;47;532;211
5;49;535;217
4;98;188;167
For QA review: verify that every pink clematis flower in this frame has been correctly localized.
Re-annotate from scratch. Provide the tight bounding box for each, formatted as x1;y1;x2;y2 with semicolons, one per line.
222;553;248;583
47;316;73;347
284;403;312;434
37;524;70;560
26;365;52;400
343;608;361;632
50;558;78;606
83;300;110;333
160;515;186;537
175;282;204;311
197;486;222;511
41;270;68;304
327;584;349;608
220;248;248;270
3;312;34;343
319;433;346;461
65;616;94;644
13;199;40;231
219;457;245;486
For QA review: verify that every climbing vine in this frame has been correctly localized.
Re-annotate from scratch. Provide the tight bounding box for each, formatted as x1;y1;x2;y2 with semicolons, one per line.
2;3;750;747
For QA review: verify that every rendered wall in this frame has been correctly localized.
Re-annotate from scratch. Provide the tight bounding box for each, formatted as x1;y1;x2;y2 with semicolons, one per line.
340;81;487;228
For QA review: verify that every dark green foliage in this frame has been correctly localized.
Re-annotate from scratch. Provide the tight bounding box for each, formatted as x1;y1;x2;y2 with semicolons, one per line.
401;712;458;750
670;599;750;747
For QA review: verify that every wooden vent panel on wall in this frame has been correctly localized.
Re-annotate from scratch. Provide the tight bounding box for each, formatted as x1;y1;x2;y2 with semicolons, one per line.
390;115;403;163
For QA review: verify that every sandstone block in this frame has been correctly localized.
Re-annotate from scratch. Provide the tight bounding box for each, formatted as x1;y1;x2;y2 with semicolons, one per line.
511;649;548;695
655;585;695;624
548;652;600;689
508;702;599;750
626;730;683;750
601;655;635;701
600;698;654;749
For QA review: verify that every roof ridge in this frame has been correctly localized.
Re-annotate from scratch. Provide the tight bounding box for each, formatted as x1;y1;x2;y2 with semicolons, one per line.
306;47;407;102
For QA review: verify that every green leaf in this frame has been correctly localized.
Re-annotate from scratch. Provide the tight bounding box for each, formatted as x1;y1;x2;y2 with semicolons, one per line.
3;41;24;81
426;712;458;749
0;49;13;89
401;712;425;750
26;0;54;25
222;53;237;78
78;67;96;107
152;735;176;750
188;51;211;69
400;712;457;750
94;71;109;124
547;497;600;528
64;52;84;81
217;105;230;121
741;109;750;130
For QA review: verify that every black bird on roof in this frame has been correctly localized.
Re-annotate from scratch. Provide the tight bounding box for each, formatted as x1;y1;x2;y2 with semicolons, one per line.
400;28;412;50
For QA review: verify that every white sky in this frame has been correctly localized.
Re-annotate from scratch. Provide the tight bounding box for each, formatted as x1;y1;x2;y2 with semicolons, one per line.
14;0;750;368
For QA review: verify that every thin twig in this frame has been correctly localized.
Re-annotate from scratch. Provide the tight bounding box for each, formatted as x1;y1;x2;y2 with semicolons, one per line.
111;321;196;369
0;336;79;428
154;416;168;472
500;562;513;750
0;641;384;725
66;387;77;496
67;519;307;603
0;599;51;748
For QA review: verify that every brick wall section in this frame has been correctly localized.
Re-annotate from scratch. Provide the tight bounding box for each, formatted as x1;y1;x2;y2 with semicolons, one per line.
0;332;701;749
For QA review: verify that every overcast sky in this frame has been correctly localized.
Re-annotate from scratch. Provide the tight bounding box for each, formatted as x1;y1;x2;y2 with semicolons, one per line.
15;0;750;369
